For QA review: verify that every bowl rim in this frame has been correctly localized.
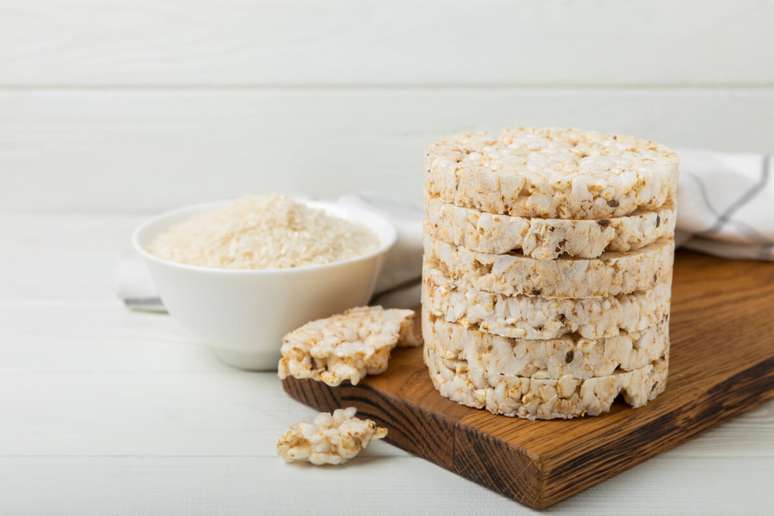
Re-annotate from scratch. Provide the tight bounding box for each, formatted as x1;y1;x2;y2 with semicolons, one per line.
131;197;397;275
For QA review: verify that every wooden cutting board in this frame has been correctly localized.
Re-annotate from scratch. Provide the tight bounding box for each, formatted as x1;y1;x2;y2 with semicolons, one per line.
282;251;774;509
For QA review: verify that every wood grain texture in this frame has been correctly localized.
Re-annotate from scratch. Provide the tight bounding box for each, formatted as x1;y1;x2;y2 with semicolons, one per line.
1;0;772;86
283;251;774;509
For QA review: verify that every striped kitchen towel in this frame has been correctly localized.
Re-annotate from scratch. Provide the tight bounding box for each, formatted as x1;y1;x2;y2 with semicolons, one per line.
676;150;774;260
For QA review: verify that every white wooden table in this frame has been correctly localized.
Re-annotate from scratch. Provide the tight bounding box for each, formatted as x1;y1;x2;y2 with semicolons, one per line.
1;212;772;515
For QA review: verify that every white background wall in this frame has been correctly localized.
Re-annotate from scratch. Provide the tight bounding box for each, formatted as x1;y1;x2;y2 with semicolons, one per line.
2;0;773;213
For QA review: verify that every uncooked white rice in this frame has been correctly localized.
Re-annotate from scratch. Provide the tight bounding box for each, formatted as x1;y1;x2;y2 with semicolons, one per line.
147;195;380;269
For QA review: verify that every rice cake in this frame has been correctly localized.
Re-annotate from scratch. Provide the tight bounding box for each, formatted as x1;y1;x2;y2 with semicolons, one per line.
423;308;669;380
424;337;668;420
425;197;676;259
423;237;674;299
425;128;678;219
422;275;671;340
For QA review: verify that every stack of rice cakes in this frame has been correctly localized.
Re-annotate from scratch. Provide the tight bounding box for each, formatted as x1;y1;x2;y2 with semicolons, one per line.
421;128;678;420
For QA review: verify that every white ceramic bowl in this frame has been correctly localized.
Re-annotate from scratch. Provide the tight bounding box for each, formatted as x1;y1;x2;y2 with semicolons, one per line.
132;199;396;370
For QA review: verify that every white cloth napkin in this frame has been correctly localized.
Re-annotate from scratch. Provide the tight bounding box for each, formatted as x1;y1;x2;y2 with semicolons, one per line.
117;149;773;313
675;150;773;260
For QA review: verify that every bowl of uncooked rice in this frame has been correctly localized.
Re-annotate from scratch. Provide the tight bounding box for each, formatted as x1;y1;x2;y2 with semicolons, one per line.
132;195;396;370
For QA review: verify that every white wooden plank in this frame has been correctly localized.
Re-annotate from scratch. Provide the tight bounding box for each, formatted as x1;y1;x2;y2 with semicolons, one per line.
0;455;771;515
0;360;770;459
562;456;774;514
3;88;774;213
1;0;772;86
0;213;141;302
0;456;534;516
0;369;384;457
0;303;219;373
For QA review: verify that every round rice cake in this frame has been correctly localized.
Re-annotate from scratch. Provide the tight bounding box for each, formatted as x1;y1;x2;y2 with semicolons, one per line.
424;337;669;420
424;196;676;258
422;274;671;340
422;308;669;380
425;128;679;219
423;236;674;299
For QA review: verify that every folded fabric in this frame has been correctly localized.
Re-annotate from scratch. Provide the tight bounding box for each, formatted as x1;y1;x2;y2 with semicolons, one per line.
677;150;773;260
116;149;773;313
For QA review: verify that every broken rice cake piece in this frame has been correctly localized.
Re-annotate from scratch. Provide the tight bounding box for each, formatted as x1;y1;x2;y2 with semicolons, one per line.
278;306;421;387
277;407;388;465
